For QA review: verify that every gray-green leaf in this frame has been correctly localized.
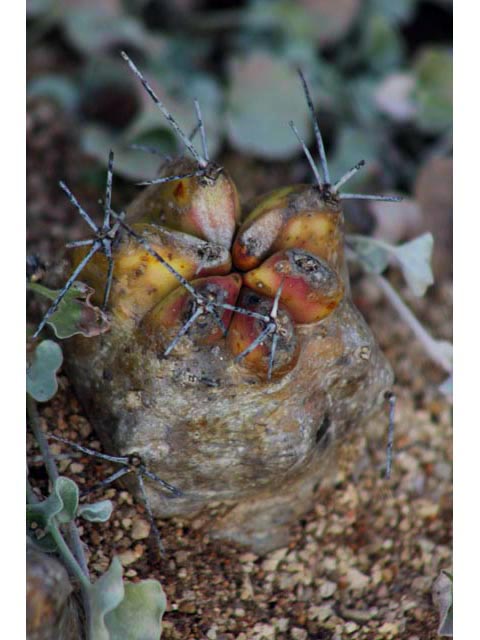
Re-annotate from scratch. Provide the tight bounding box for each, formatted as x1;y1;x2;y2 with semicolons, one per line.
394;233;434;296
226;52;312;160
105;579;167;640
78;500;113;523
347;233;434;297
28;282;110;339
88;557;125;640
27;340;63;402
27;477;79;528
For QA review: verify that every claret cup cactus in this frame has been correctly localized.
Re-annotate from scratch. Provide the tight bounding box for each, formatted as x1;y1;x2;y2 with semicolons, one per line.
55;56;396;552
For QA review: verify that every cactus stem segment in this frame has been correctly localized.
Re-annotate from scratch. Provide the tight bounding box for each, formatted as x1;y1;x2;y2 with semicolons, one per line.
297;68;330;186
234;279;285;381
333;160;366;191
111;211;230;340
121;50;208;169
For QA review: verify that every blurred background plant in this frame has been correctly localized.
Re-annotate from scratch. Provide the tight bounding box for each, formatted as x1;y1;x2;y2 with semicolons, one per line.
27;0;452;277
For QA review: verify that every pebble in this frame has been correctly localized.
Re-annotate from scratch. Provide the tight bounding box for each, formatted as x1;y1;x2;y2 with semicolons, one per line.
131;518;150;540
291;628;307;640
344;622;359;634
251;623;275;639
378;622;399;637
118;550;137;567
345;568;370;591
319;580;337;598
307;605;332;622
262;548;288;572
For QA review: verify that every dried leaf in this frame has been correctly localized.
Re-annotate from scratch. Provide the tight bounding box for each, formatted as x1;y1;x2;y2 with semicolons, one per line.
28;281;111;339
432;571;453;636
394;233;434;296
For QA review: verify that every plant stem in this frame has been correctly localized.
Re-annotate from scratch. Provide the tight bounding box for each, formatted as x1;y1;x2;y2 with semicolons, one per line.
373;275;452;374
27;395;90;578
49;523;91;592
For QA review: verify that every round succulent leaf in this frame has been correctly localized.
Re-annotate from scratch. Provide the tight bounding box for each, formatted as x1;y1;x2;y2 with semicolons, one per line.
328;126;381;192
360;14;405;73
88;557;125;640
26;477;79;528
393;232;434;297
53;477;80;524
367;0;417;25
104;579;167;640
81;123;163;182
413;46;452;134
27;75;80;111
27;340;63;403
226;52;312;160
297;0;361;47
78;500;113;523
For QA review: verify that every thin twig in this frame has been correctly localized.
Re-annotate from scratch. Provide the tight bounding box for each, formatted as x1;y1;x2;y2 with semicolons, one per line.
373;274;452;373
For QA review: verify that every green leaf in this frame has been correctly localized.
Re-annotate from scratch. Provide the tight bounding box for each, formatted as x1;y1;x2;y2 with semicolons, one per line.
105;579;167;640
347;235;390;273
26;340;63;402
361;14;404;73
367;0;417;24
328;126;381;191
81;124;164;182
394;233;434;296
28;282;110;339
27;477;79;528
348;233;434;297
78;500;113;523
413;47;452;134
28;75;80;111
226;51;312;160
88;557;167;639
88;557;125;640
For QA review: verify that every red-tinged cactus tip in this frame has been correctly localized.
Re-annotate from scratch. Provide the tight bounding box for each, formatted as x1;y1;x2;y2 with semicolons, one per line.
243;248;344;325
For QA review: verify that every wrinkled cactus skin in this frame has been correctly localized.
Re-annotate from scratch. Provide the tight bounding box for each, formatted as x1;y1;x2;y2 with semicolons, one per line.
64;181;393;553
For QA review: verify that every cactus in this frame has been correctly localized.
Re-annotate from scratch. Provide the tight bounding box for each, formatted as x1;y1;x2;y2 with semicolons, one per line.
37;57;397;552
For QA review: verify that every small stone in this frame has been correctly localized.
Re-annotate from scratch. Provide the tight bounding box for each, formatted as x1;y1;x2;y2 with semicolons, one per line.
69;463;84;474
206;628;217;640
125;569;137;578
308;605;332;622
121;518;132;530
378;622;399;637
178;568;187;578
234;608;245;617
251;622;275;639
239;552;258;563
179;602;196;614
345;568;370;591
118;550;137;566
262;547;288;572
291;628;307;640
131;518;150;540
319;580;337;598
344;622;359;634
274;618;289;632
